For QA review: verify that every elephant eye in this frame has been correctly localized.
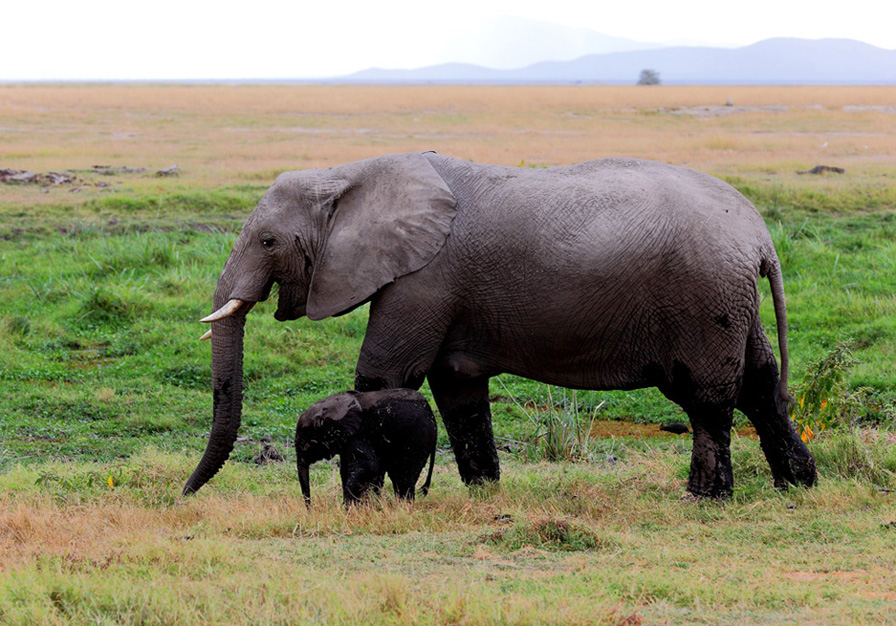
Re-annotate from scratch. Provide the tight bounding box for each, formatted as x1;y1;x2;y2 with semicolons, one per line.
261;236;275;249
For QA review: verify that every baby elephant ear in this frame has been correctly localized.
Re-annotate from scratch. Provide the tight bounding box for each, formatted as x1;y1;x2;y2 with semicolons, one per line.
306;153;457;320
328;392;364;438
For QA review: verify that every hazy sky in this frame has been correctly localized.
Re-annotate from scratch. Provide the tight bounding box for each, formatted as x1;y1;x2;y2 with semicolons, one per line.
3;0;893;80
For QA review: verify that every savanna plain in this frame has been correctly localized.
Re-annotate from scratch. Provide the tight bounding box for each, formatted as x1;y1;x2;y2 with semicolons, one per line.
1;84;896;625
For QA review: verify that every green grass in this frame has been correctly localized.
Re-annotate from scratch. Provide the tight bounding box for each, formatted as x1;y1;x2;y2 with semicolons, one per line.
2;176;895;625
1;184;895;464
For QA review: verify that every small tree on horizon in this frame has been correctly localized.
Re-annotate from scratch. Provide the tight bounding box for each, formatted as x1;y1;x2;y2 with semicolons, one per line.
637;69;661;85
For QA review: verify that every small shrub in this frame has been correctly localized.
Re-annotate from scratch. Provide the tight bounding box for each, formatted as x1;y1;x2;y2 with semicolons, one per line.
790;341;862;442
35;466;124;503
497;382;604;462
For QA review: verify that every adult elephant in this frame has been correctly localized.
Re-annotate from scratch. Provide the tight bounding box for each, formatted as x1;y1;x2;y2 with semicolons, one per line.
183;152;817;499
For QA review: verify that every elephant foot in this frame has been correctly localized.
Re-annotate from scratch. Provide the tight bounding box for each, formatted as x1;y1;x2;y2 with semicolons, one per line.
456;454;500;486
447;427;500;485
759;431;818;491
688;462;734;500
686;484;733;501
772;448;818;491
737;334;819;492
391;482;417;501
790;453;818;488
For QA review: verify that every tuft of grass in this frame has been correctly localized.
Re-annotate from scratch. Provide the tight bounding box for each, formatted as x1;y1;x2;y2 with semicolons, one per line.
811;430;896;488
4;315;31;337
496;381;605;462
75;287;143;326
481;516;609;552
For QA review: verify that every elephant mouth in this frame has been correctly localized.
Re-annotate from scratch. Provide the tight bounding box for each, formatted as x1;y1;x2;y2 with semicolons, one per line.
274;281;306;321
274;306;302;321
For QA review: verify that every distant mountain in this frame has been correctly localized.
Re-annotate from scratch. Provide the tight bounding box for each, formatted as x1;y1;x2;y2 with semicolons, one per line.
438;16;663;69
344;38;896;84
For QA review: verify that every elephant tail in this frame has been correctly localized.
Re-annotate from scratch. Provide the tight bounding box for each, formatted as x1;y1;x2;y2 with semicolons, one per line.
419;446;436;498
763;256;793;407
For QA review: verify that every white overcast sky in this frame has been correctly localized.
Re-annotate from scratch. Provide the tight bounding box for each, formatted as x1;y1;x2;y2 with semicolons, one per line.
2;0;893;80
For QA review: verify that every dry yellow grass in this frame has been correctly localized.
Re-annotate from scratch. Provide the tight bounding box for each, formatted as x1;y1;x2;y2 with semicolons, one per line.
2;445;895;625
2;84;895;208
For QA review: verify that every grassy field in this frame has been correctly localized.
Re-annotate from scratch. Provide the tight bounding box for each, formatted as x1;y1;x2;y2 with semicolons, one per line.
1;84;895;624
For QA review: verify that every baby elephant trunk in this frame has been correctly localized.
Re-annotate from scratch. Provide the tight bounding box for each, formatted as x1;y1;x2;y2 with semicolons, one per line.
297;463;311;507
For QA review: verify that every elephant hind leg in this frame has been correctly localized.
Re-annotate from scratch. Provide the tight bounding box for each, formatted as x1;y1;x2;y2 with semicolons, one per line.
686;403;735;499
388;454;430;501
736;322;817;489
427;370;500;486
659;360;739;499
390;474;417;501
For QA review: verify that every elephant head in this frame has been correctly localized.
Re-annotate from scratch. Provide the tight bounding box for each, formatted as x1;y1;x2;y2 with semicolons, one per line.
294;392;363;505
182;153;457;495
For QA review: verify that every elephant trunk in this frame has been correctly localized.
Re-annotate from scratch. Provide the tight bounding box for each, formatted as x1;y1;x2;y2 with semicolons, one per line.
297;463;311;507
182;290;248;496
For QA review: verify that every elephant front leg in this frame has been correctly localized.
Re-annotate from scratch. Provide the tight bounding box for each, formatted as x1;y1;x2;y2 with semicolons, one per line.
686;403;735;499
340;442;384;506
427;371;500;486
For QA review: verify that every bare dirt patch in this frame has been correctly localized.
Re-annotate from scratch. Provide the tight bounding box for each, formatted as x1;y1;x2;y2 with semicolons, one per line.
587;419;757;439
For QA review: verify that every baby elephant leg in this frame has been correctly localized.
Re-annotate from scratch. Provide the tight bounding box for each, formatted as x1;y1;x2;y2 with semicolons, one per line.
389;465;425;501
388;441;435;501
381;393;438;501
357;388;438;502
340;440;385;506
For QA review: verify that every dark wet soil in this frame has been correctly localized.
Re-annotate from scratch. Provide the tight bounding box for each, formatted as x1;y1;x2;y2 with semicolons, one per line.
588;420;758;439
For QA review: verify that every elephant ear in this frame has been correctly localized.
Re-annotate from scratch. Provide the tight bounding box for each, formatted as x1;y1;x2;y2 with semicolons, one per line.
306;153;457;320
323;392;364;441
301;392;363;451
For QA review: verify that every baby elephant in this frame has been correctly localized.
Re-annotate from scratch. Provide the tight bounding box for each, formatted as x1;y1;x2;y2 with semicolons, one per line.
295;388;437;506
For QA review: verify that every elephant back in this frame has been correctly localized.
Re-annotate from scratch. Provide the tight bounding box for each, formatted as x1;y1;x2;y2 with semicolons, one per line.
357;389;437;447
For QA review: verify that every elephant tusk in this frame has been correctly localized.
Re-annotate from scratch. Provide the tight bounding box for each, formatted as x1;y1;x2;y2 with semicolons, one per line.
200;298;245;323
199;329;212;341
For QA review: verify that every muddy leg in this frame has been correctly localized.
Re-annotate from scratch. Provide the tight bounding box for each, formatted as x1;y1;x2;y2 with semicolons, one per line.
687;403;736;499
658;360;738;499
388;454;431;501
427;371;500;486
340;441;384;506
390;474;417;501
737;323;817;489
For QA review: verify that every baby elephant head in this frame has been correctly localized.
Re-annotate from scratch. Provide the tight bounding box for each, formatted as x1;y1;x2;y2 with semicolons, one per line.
294;392;363;506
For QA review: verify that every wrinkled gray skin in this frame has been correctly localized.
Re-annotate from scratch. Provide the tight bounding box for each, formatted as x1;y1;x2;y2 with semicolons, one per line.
183;152;817;499
295;389;437;506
